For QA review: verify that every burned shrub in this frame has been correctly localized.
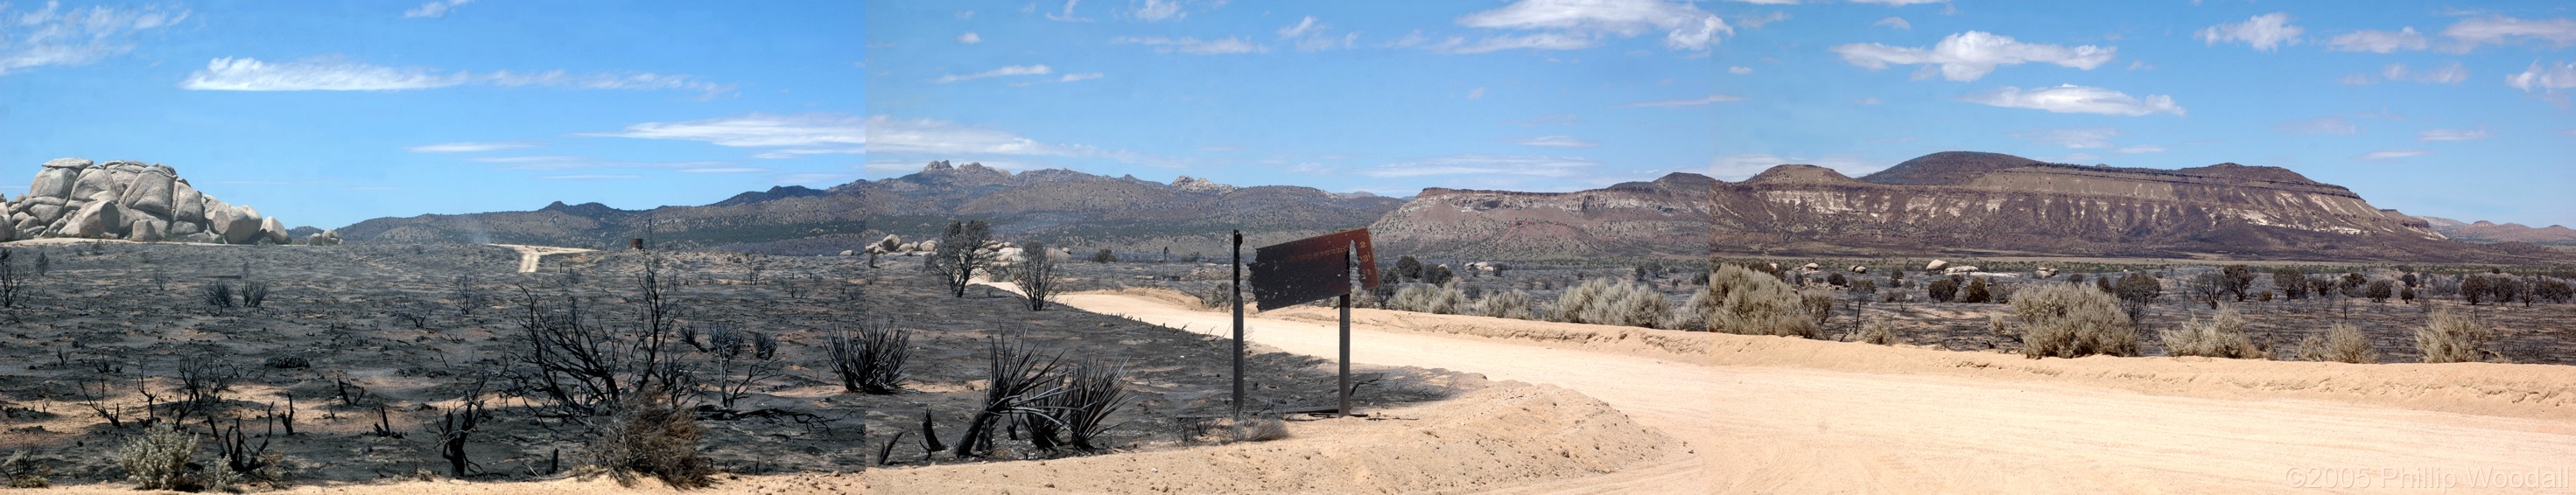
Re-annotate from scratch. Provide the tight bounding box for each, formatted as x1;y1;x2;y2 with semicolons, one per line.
1017;241;1063;310
583;395;711;488
202;282;235;315
2;450;47;488
240;281;270;308
954;333;1065;458
1030;361;1135;451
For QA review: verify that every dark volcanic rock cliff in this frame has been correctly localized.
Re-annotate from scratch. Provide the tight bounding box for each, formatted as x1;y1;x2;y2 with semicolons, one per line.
1713;151;2559;262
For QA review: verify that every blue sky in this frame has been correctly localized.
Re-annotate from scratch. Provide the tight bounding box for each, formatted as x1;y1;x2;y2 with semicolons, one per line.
874;0;2576;227
0;1;863;229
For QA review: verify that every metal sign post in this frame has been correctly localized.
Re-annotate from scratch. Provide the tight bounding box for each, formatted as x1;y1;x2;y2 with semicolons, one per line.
1246;228;1379;417
1231;230;1245;422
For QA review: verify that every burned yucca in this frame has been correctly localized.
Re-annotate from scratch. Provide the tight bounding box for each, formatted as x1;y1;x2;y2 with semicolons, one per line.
829;317;911;394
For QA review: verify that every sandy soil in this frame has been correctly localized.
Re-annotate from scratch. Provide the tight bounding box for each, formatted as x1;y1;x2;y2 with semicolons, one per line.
1061;293;2576;493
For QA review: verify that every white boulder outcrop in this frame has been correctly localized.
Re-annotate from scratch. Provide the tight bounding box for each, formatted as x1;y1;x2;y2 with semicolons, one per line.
3;158;298;244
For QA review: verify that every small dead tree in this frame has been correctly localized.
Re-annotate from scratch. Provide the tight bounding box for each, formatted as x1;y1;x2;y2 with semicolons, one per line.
928;220;993;297
510;254;694;417
0;248;20;309
1018;241;1061;310
698;325;783;410
433;382;488;478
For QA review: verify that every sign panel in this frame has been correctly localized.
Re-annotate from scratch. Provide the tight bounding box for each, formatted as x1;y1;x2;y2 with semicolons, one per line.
1249;228;1379;310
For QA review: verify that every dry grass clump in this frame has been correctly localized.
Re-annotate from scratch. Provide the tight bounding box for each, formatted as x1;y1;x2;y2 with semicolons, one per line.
2012;282;2137;359
2296;323;2378;364
1475;289;1538;320
1856;317;1897;345
2415;310;2495;364
1555;278;1670;328
1696;266;1816;338
1389;282;1468;315
118;423;197;492
2160;308;2266;359
1237;417;1290;443
583;396;712;488
1196;282;1237;310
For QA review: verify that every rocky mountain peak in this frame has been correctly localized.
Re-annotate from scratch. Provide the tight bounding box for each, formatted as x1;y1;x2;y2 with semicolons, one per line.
1171;175;1239;194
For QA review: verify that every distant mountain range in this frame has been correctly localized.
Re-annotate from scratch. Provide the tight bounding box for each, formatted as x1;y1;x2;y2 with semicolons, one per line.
2415;216;2576;249
1708;151;2569;263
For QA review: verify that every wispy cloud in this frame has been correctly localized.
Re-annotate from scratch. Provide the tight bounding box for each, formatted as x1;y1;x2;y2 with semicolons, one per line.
2273;116;2359;135
2327;27;2428;52
1277;16;1358;51
2355;150;2429;162
2116;145;2166;154
403;0;472;18
1621;94;1742;108
583;114;866;154
2195;12;2303;52
864;115;1167;168
470;156;741;171
957;32;982;44
179;58;733;96
1058;73;1102;82
1832;31;2115;81
0;2;189;75
1454;0;1730;52
2443;15;2576;49
1360;154;1599;178
1960;84;2182;116
934;64;1051;83
1873;17;1909;30
2418;128;2491;142
677;167;769;174
1514;136;1598;148
1110;36;1265;54
1043;0;1091;22
2508;60;2576;92
406;142;534;153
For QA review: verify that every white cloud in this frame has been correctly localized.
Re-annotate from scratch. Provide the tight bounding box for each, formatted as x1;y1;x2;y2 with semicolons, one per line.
1058;73;1102;82
179;58;733;95
2009;127;2121;149
2273;117;2359;135
1279;16;1322;38
403;0;471;18
1735;11;1788;29
957;32;982;44
2418;128;2491;142
1427;32;1599;53
406;142;533;153
1852;97;1882;105
2115;145;2166;154
0;2;189;75
1959;85;2183;116
1830;31;2116;81
1110;36;1265;54
1848;0;1947;4
1467;87;1487;99
864;115;1101;157
2327;27;2428;52
1273;17;1356;52
1873;17;1910;30
1621;94;1744;108
1728;66;1752;74
1360;155;1599;178
2443;15;2576;49
2369;61;2467;84
2508;60;2576;92
1455;0;1731;51
1133;0;1183;21
1709;154;1888;181
1045;0;1091;21
935;64;1051;83
2195;12;2303;52
585;113;866;150
2355;150;2429;162
1514;136;1599;148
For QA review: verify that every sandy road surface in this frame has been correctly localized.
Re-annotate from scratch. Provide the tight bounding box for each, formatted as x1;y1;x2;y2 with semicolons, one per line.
491;244;596;273
1062;293;2576;494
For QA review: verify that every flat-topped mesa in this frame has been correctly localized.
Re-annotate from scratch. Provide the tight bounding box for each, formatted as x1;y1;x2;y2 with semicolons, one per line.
1369;172;1716;260
1;157;312;244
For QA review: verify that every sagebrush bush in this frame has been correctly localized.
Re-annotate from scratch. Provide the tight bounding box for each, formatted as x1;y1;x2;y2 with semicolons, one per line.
584;396;712;488
2160;308;2265;359
2013;282;2137;359
2296;323;2378;364
1476;289;1538;320
119;423;197;491
1857;317;1897;345
1389;282;1468;315
1700;266;1817;338
1555;278;1668;328
2414;310;2494;364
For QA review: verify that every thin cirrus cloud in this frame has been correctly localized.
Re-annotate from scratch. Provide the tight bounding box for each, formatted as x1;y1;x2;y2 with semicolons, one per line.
2355;150;2429;162
1359;154;1600;178
473;155;740;172
2195;12;2304;52
1514;136;1599;148
1873;17;1910;30
861;115;1168;167
1451;0;1731;52
957;32;982;44
935;64;1051;83
1278;16;1358;51
403;0;471;18
581;114;866;159
2355;61;2468;85
1109;36;1265;54
405;142;534;153
1621;94;1743;108
2273;116;2360;135
0;2;189;75
1830;31;2116;81
178;58;734;96
2327;27;2429;52
2326;16;2576;52
2418;128;2490;142
1960;85;2183;116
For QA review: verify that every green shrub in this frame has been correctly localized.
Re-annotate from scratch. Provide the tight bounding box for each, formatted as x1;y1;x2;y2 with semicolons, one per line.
119;423;197;492
2414;310;2494;363
1389;282;1467;315
2013;282;2138;359
2160;308;2265;359
2296;323;2378;364
1701;266;1817;338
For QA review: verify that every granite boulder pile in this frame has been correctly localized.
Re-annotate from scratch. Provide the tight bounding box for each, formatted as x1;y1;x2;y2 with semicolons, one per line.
3;158;312;244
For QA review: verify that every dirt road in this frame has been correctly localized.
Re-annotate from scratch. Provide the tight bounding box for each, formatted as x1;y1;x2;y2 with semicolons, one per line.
490;244;594;273
1059;293;2576;494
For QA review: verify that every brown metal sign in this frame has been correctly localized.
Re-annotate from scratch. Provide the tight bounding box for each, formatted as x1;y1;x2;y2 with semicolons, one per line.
1250;228;1379;310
